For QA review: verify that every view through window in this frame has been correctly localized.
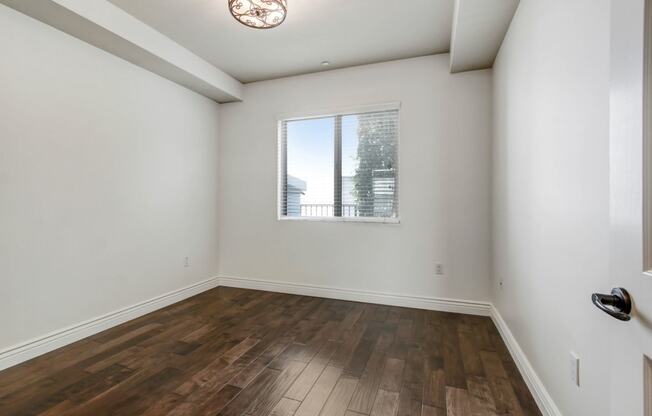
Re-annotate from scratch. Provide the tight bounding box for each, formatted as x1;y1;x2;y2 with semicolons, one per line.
279;107;399;221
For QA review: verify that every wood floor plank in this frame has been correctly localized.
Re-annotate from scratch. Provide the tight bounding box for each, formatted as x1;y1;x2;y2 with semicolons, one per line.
269;343;309;370
294;366;342;416
501;359;540;415
466;376;497;416
0;366;90;415
445;387;472;416
222;337;261;364
370;389;400;416
422;404;447;416
229;337;292;389
388;318;414;360
140;392;185;415
480;352;508;380
330;322;368;369
0;287;541;416
397;381;423;416
486;377;524;416
379;358;405;392
38;400;75;415
248;360;307;416
218;367;282;416
345;337;377;377
89;366;184;415
345;411;367;416
270;397;301;416
340;304;365;331
285;341;339;401
442;321;467;389
347;329;395;414
319;375;359;416
458;327;484;378
284;358;327;401
403;346;425;384
424;363;446;408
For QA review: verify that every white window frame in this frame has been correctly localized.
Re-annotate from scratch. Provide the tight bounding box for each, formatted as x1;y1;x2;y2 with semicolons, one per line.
277;102;401;224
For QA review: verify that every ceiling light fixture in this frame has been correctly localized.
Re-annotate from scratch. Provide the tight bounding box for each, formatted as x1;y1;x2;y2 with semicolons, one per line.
228;0;287;29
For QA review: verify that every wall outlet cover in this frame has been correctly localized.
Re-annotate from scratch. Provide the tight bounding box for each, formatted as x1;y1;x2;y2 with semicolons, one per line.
570;351;580;387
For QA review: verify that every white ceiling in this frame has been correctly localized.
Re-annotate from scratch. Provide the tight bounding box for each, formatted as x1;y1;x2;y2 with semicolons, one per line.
108;0;456;83
1;0;518;101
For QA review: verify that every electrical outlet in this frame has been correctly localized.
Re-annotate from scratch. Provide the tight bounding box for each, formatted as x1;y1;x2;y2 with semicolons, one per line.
435;263;444;276
570;351;580;387
184;256;190;268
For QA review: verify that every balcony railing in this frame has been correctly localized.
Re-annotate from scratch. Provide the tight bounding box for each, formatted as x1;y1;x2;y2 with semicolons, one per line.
300;204;358;217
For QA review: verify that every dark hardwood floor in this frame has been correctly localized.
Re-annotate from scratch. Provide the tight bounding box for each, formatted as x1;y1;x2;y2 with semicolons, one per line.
0;287;541;416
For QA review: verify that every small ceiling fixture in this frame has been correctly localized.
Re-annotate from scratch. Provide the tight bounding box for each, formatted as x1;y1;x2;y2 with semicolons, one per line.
228;0;287;29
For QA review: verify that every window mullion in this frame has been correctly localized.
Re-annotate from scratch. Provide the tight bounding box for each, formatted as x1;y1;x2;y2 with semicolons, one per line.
281;121;288;217
334;115;343;217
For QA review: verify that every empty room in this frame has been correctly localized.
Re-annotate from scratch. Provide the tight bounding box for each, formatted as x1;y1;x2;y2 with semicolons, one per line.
1;0;651;415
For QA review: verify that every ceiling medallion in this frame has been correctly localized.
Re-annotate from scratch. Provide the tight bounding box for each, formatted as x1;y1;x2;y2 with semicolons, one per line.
228;0;287;29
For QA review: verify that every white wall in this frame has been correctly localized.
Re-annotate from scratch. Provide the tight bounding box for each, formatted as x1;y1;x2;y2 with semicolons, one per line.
492;1;611;415
218;55;493;302
0;5;221;351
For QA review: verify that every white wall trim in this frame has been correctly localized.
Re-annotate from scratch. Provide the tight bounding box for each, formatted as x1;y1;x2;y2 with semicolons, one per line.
0;277;219;371
490;306;563;416
218;276;560;415
0;274;561;416
217;275;492;316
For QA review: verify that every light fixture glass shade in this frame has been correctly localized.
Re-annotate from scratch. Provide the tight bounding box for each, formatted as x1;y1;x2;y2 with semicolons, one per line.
228;0;287;29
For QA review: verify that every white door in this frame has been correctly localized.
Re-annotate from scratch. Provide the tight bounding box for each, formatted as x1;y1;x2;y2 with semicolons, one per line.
606;1;652;415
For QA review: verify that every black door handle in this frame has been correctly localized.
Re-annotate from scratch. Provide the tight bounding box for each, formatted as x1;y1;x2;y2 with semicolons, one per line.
591;288;632;321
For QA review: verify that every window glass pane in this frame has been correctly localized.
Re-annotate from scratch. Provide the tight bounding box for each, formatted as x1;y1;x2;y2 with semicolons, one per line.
285;117;334;217
281;108;399;221
342;111;398;218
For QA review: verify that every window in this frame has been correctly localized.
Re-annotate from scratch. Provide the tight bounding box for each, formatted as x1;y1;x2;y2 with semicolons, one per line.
278;104;399;222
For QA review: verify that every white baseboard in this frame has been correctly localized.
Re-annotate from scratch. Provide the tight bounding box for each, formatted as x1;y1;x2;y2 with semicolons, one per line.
217;275;492;316
219;275;560;416
0;277;219;371
0;274;561;416
490;306;563;416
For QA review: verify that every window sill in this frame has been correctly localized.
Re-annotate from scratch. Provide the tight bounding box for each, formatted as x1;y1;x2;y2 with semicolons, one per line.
278;216;400;224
